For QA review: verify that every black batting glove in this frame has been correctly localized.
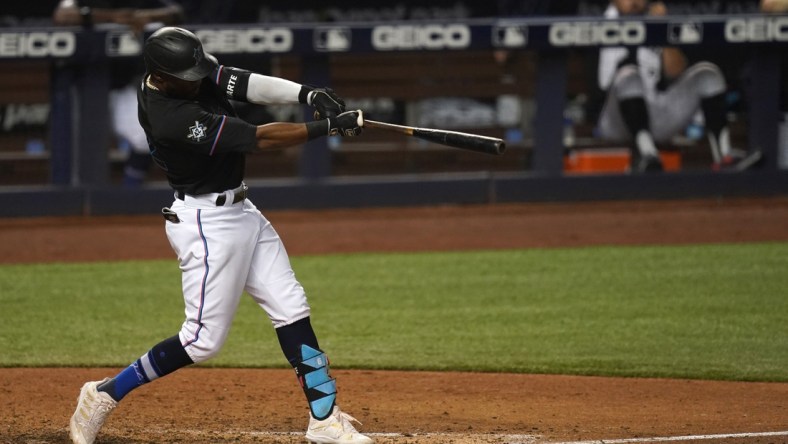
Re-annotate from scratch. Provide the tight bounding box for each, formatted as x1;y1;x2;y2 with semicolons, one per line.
309;88;346;119
327;110;364;137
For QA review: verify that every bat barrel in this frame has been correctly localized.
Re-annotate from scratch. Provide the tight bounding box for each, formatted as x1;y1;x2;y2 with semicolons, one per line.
415;128;507;156
365;119;506;156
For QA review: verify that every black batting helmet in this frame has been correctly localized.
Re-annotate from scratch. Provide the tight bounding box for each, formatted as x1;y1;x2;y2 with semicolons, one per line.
144;27;216;81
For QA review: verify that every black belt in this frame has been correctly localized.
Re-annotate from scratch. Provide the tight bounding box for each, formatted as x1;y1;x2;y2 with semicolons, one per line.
175;185;247;206
216;187;247;205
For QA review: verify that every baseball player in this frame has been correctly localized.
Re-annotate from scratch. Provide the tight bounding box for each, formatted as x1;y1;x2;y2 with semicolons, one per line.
68;27;372;444
595;0;761;172
53;0;185;187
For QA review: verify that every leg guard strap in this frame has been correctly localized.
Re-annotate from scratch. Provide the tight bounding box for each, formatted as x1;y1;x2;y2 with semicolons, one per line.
296;344;336;419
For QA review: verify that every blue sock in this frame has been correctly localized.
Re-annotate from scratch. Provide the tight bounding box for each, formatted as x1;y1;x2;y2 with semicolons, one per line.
99;362;147;401
98;335;193;402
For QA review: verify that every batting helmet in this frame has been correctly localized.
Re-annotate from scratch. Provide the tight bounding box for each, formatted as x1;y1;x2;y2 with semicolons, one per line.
144;27;216;81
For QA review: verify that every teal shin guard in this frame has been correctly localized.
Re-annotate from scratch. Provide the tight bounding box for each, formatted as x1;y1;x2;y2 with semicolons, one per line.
296;344;336;420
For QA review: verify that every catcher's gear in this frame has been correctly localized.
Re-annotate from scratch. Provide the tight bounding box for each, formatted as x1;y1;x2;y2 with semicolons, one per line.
144;27;216;81
309;88;346;120
328;110;364;137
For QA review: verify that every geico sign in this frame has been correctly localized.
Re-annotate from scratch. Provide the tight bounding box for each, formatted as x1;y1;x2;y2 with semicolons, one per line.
549;21;645;46
195;29;293;54
725;17;788;42
0;32;76;57
372;24;470;50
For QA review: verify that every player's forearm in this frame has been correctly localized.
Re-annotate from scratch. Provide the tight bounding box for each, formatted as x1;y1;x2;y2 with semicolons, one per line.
53;6;130;25
52;6;86;25
254;122;310;150
254;111;362;150
761;0;788;12
53;5;183;27
132;6;185;26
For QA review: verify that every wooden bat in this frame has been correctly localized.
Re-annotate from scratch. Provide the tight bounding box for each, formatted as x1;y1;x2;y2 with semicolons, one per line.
364;119;506;156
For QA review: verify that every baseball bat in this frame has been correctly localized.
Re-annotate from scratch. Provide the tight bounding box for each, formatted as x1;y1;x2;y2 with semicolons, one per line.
364;119;506;156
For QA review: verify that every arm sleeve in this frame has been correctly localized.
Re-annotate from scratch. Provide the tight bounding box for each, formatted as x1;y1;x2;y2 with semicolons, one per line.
211;65;302;105
245;73;303;105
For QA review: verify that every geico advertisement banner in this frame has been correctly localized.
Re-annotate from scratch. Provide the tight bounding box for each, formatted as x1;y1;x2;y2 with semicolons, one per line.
1;17;787;59
0;31;76;58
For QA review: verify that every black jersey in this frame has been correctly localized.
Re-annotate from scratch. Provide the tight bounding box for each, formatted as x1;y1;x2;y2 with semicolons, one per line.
137;65;258;196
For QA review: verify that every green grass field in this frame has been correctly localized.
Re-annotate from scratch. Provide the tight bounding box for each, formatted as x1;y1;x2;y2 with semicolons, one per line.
1;242;786;381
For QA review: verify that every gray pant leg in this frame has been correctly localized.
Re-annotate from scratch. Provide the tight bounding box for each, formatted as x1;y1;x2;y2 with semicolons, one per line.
649;62;727;142
599;62;727;143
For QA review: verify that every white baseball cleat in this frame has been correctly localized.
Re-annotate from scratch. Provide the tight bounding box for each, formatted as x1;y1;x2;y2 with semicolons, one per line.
69;378;118;444
305;405;374;444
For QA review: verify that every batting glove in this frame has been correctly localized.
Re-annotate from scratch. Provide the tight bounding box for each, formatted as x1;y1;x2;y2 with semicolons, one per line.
309;88;346;120
328;110;364;137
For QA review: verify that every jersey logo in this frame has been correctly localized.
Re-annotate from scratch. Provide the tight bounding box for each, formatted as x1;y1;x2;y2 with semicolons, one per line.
187;120;208;142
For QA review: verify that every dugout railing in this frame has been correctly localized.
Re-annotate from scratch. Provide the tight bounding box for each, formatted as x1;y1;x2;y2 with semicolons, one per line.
0;15;786;216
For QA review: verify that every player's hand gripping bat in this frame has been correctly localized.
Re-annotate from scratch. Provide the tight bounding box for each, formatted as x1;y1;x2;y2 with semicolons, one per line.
364;120;506;156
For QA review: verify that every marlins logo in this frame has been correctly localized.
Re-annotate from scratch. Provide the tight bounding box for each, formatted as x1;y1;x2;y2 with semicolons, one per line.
193;47;203;65
187;120;207;142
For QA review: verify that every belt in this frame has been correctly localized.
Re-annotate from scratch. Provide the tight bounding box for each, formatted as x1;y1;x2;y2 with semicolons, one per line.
175;184;248;206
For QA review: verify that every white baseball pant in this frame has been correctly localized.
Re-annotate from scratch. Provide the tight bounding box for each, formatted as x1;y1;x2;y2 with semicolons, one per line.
164;192;310;363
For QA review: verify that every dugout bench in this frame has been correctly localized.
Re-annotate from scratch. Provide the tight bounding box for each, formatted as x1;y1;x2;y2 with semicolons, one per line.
0;15;786;216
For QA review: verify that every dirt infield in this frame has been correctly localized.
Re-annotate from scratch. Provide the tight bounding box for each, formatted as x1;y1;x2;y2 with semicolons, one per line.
2;197;788;444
